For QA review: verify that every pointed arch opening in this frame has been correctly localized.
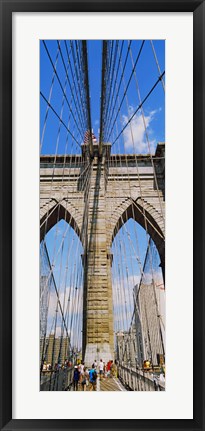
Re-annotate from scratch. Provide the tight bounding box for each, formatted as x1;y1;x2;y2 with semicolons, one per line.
40;218;84;388
40;202;81;243
111;209;165;370
111;199;165;279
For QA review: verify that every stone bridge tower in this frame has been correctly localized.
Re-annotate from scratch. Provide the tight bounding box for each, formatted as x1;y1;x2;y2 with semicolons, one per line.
40;143;165;366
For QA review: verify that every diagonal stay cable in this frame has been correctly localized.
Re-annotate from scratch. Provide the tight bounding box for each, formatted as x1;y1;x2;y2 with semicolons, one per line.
103;40;122;139
104;40;124;141
64;40;86;131
57;40;85;134
82;40;93;158
102;41;119;140
75;41;87;123
99;40;108;153
70;41;87;131
40;43;60;153
104;41;132;142
150;40;165;93
111;71;165;147
42;40;84;141
107;40;145;142
100;40;129;145
44;244;70;341
40;91;81;147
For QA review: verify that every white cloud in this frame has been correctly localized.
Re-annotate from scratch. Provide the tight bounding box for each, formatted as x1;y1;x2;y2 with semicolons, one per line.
47;285;83;320
122;106;159;153
112;274;141;323
141;269;163;285
112;274;141;293
54;325;68;337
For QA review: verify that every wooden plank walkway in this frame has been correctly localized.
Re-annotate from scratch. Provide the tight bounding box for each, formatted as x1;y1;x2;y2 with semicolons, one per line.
98;376;127;391
71;376;127;391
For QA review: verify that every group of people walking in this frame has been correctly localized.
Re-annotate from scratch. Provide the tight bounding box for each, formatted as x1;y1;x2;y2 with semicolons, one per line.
73;359;117;391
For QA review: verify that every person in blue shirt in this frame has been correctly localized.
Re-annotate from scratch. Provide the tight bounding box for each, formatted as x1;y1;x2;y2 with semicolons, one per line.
73;365;80;391
89;363;97;391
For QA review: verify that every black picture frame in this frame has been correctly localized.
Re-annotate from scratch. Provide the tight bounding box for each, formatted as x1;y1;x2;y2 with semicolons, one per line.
0;0;204;430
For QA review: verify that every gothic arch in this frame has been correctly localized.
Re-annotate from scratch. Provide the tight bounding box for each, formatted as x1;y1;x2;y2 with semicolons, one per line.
40;200;81;242
111;197;165;279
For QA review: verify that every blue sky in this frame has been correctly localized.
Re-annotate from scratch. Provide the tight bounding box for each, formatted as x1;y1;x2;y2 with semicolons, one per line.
41;220;84;348
40;39;165;155
40;40;165;348
87;40;165;150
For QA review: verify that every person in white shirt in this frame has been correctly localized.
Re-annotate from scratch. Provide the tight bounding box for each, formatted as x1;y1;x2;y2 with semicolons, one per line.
99;359;104;379
159;373;165;390
78;361;85;383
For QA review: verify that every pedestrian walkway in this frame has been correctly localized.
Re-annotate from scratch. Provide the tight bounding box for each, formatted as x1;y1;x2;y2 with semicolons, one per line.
70;376;127;391
99;376;127;391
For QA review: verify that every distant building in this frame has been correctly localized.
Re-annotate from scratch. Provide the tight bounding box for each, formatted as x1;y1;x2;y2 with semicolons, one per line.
40;275;49;338
115;328;136;368
40;334;70;367
134;282;164;367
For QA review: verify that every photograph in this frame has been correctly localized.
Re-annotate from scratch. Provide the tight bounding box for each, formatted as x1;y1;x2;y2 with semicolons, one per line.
1;0;204;426
39;39;165;392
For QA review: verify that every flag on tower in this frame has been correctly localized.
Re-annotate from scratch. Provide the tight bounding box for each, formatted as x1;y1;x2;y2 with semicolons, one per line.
84;129;98;144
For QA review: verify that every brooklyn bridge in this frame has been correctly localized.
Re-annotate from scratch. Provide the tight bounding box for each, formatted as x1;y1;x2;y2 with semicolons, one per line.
40;39;165;391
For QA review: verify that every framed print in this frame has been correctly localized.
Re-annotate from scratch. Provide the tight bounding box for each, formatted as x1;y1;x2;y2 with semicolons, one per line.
0;0;204;430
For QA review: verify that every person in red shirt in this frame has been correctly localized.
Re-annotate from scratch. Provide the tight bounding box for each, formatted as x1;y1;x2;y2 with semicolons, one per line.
107;360;112;377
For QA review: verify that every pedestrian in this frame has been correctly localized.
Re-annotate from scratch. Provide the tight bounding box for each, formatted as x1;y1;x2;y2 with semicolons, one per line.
81;367;89;391
111;361;117;377
78;361;84;374
99;359;104;380
159;373;165;390
73;365;80;391
153;374;159;391
85;367;90;389
78;361;85;383
89;363;98;391
107;360;111;377
94;359;97;369
81;370;86;391
110;360;114;377
104;362;107;378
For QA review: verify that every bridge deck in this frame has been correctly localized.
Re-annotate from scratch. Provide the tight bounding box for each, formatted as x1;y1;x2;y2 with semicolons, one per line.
71;376;127;392
98;376;126;391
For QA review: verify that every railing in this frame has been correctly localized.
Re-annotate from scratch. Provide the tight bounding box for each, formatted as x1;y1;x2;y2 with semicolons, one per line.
40;367;74;391
40;163;82;169
118;365;165;391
